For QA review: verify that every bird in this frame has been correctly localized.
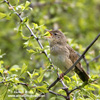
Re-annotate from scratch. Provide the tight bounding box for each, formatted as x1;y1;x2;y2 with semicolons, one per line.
47;30;89;82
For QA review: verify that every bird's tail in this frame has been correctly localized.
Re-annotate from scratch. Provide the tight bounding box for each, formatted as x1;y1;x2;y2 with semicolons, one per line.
74;66;89;82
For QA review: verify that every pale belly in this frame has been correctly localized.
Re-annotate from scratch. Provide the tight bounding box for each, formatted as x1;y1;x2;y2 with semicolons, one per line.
50;54;73;72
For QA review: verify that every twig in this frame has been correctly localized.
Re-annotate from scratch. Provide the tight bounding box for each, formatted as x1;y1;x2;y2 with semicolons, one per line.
64;33;100;74
76;52;90;74
62;87;70;100
48;33;100;90
83;56;90;74
4;1;100;100
35;93;44;100
49;90;66;99
17;82;29;87
4;1;66;100
0;81;29;87
17;90;27;100
89;54;100;62
4;0;52;65
69;79;98;94
0;81;5;84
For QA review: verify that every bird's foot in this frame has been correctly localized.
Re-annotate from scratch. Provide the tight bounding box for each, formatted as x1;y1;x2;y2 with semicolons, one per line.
59;73;64;80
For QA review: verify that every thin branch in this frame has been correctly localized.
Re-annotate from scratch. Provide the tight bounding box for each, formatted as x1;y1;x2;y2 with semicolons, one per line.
0;81;5;84
83;56;90;74
90;54;100;62
62;87;70;100
69;79;98;94
17;90;27;100
0;81;29;87
49;90;66;99
64;33;100;75
76;52;90;74
4;1;69;100
35;93;44;100
48;33;100;90
4;1;100;100
4;0;52;65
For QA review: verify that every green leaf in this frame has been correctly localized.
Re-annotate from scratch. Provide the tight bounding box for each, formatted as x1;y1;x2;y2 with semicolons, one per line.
36;84;48;93
27;71;32;79
16;4;25;10
0;85;8;100
64;76;71;83
23;40;33;48
20;63;27;76
0;61;4;68
0;53;6;59
0;69;3;74
33;23;39;29
0;13;7;19
32;70;39;77
10;65;21;72
37;73;44;83
91;84;100;88
21;32;30;40
90;75;99;80
37;68;46;83
27;70;39;79
27;49;36;53
49;97;56;100
72;74;77;81
25;1;31;9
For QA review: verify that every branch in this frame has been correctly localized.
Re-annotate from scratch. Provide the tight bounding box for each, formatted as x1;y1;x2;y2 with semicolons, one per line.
4;1;100;100
0;81;29;87
69;79;98;94
48;33;100;90
83;56;90;74
4;0;52;65
4;1;67;100
90;54;100;62
35;93;44;100
76;52;90;74
49;90;66;99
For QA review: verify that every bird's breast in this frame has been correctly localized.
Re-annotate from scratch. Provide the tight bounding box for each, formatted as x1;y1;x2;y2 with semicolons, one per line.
50;45;73;72
50;54;67;71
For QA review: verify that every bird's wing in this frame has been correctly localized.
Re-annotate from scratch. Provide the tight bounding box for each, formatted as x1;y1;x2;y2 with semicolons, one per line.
66;44;83;71
66;44;89;82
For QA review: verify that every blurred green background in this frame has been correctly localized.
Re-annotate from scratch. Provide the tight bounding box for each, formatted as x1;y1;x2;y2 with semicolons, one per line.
0;0;100;100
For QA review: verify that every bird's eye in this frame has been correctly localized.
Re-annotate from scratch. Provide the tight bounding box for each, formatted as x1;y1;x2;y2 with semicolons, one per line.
54;33;57;35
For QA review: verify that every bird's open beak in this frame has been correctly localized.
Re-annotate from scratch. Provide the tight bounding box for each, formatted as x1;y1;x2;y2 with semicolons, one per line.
48;31;53;37
45;31;53;39
44;31;52;39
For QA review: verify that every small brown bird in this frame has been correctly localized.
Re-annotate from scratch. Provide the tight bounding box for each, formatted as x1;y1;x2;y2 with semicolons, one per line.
47;30;89;82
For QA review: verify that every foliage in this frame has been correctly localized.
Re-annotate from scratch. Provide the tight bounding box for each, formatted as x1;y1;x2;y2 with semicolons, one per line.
0;0;100;100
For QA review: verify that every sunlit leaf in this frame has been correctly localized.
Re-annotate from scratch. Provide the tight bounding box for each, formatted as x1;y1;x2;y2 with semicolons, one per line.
0;86;8;100
36;84;48;93
27;49;36;53
21;33;30;40
0;13;7;19
20;63;27;76
64;76;71;83
10;65;21;72
25;1;31;9
27;71;32;79
37;73;44;83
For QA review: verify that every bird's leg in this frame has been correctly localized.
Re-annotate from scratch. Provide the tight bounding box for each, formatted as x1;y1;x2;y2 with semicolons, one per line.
59;73;64;80
57;70;64;80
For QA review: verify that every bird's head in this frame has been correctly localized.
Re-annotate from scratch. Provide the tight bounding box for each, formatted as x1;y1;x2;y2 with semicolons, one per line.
47;30;67;47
